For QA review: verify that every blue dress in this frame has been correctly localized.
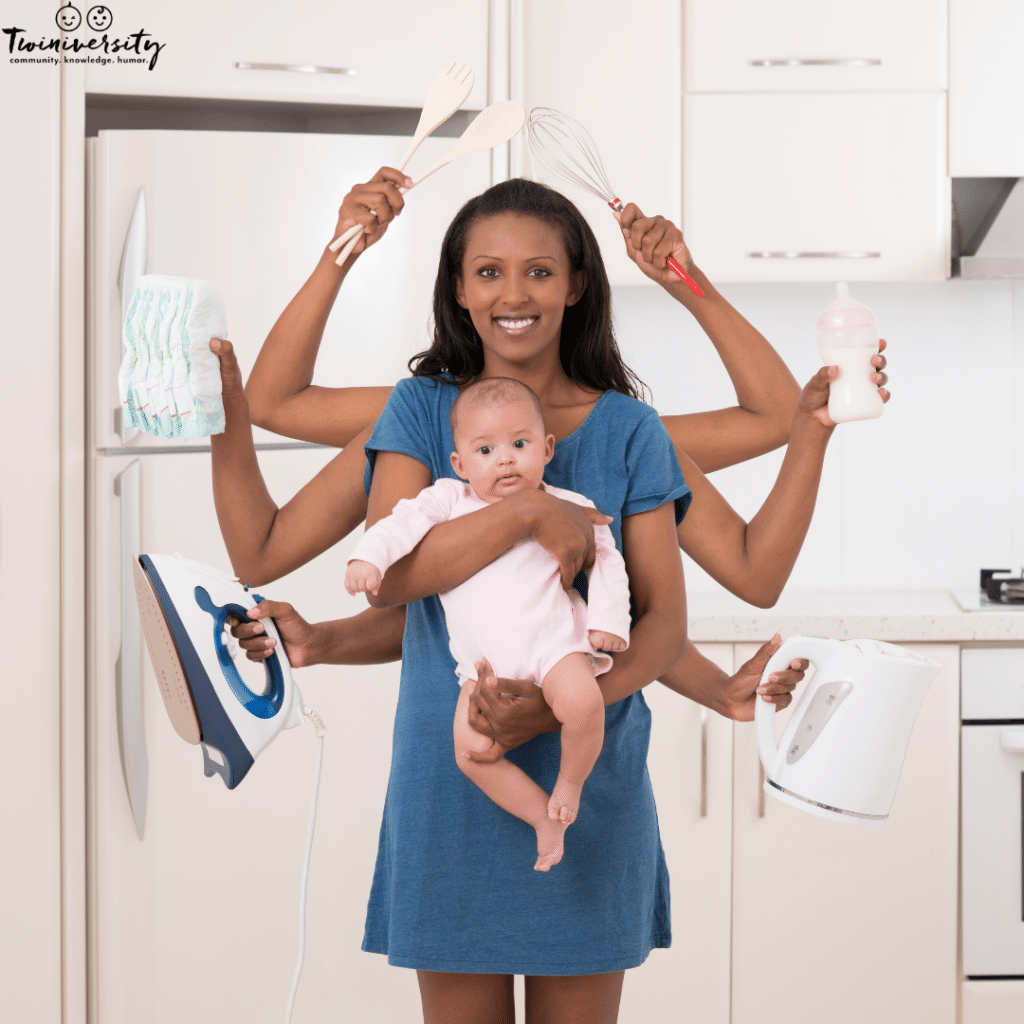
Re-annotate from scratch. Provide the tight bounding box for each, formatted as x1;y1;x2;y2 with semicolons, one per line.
361;375;691;976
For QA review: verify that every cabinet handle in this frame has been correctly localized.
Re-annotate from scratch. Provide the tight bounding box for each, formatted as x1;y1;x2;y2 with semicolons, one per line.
750;58;881;67
748;251;881;260
113;459;147;840
234;62;356;76
699;707;708;818
758;761;766;818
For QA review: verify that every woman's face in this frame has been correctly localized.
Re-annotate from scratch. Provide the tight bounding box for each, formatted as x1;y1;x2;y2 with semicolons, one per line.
455;212;583;371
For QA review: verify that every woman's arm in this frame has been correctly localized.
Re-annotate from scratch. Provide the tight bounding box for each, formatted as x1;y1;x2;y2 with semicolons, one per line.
618;203;802;473
364;451;612;607
210;338;371;585
465;502;688;757
244;168;408;446
672;365;838;609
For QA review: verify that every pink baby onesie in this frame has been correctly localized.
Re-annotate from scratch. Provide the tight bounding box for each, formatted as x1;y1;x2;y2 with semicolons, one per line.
350;478;632;685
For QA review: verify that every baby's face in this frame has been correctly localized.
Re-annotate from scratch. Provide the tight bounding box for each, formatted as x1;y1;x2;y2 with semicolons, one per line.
450;398;554;504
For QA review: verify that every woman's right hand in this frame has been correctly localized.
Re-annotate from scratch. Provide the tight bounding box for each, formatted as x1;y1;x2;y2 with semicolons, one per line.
519;488;613;591
330;166;414;263
228;599;318;668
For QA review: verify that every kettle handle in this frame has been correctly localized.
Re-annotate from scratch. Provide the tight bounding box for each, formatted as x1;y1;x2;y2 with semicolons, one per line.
755;635;845;776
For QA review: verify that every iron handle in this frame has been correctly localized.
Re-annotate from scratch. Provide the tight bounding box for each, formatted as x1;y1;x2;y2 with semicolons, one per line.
699;707;708;817
234;62;356;76
114;460;147;839
750;58;881;67
748;251;881;260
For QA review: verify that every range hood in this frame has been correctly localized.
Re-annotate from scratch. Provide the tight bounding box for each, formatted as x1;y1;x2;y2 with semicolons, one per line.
954;177;1024;278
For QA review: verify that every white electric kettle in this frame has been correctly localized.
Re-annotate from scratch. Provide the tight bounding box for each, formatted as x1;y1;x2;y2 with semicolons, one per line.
756;635;940;826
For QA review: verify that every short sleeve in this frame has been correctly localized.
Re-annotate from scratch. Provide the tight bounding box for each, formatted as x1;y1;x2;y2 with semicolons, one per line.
622;406;692;524
363;377;447;494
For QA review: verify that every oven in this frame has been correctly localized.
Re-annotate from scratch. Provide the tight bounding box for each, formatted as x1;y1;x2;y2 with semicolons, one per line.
962;647;1024;978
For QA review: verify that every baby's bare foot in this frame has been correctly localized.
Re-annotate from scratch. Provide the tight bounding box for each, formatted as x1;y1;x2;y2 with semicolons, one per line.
548;778;583;825
534;817;567;872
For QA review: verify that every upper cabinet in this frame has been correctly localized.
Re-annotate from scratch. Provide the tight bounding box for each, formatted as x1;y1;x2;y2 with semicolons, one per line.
684;93;949;283
685;0;947;93
949;0;1024;176
82;0;488;108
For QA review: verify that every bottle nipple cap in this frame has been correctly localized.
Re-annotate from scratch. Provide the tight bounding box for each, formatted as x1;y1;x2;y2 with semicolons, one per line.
816;281;877;334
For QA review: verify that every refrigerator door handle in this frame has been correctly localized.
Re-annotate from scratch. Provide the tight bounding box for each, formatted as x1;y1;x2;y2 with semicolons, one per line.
115;188;146;443
114;459;148;839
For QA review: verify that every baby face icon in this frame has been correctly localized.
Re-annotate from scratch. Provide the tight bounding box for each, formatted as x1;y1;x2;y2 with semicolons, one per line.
55;4;82;31
86;5;113;31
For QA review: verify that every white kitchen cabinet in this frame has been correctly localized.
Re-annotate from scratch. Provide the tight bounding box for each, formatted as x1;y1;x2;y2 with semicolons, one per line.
949;0;1024;175
83;0;488;109
683;92;949;282
685;0;947;93
619;645;734;1024
520;0;681;287
730;642;959;1024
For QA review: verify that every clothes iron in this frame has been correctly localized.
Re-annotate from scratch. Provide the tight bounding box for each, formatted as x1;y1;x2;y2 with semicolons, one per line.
756;636;940;825
133;552;304;789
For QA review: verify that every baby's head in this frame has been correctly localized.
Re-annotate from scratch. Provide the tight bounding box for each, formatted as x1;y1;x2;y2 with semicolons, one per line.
449;378;554;504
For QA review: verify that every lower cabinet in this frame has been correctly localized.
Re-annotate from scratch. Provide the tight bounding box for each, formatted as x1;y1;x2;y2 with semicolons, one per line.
621;642;960;1023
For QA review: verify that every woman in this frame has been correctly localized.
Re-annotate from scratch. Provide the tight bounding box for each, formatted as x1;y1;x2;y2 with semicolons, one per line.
210;170;887;1023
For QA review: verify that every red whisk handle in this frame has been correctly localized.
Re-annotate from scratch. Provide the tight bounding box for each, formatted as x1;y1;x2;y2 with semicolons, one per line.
608;198;625;213
667;257;705;298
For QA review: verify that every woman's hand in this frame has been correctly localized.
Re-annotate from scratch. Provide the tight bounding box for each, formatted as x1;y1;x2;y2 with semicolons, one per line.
464;657;560;763
330;166;413;264
720;634;807;722
522;488;613;591
813;339;891;427
228;599;318;668
618;203;696;287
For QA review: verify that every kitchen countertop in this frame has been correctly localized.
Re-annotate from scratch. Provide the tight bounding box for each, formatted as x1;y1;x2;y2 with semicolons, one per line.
687;590;1024;644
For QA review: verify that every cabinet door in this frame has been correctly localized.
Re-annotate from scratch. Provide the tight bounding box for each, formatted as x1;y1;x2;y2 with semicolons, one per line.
522;0;682;287
685;0;946;93
684;92;949;282
949;0;1024;175
618;645;733;1024
82;0;488;108
730;643;959;1024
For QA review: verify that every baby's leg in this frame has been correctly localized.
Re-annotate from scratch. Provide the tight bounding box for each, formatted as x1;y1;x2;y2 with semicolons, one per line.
540;653;605;825
453;683;567;871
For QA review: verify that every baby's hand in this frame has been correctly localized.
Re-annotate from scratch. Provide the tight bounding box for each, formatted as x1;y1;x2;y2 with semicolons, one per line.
345;560;382;597
589;630;627;653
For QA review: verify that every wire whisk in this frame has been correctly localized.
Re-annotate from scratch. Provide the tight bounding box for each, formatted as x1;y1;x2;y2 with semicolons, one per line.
527;107;704;297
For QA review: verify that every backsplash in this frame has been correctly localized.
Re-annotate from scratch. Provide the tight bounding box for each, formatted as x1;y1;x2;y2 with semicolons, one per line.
614;278;1024;594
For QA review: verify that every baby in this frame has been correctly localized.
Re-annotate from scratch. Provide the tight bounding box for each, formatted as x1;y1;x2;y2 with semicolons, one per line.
345;377;631;871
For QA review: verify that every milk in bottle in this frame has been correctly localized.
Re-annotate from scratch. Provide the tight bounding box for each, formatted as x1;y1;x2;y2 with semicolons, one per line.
816;282;884;423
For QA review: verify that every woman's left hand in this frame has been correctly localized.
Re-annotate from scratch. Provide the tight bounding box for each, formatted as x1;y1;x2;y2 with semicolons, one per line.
465;657;560;763
618;203;696;287
720;634;808;722
809;338;891;427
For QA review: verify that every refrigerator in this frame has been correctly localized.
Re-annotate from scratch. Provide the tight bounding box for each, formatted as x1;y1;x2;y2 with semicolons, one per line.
86;128;491;1022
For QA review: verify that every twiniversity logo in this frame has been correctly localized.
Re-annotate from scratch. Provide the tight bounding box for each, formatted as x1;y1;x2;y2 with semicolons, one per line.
4;4;166;69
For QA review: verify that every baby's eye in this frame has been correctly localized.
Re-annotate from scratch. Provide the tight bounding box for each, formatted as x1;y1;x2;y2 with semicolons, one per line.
478;445;492;456
512;439;527;449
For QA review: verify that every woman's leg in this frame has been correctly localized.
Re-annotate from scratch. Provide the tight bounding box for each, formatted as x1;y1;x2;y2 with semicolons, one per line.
524;972;625;1024
416;970;515;1024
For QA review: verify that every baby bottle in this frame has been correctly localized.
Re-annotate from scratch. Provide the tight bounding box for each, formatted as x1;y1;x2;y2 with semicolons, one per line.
815;282;884;423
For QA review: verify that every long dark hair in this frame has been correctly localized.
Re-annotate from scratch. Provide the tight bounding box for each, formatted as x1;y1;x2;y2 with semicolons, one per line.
409;178;647;401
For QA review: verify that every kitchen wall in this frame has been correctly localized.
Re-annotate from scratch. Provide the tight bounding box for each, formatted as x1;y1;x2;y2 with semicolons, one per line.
615;278;1024;595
